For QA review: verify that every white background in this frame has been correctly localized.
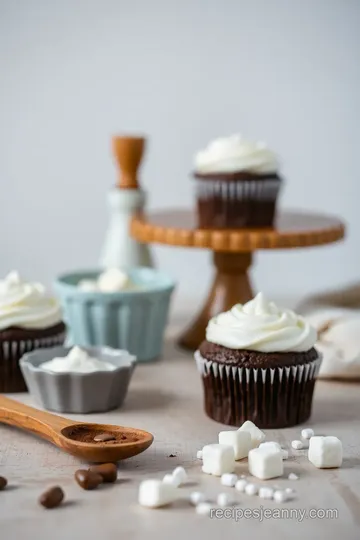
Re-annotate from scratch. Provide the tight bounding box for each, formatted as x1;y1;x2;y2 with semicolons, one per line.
1;0;359;305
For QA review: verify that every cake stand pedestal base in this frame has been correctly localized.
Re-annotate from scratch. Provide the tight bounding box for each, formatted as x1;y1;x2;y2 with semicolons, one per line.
178;252;253;351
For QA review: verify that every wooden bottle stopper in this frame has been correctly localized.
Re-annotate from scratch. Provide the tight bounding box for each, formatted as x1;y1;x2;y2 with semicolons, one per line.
112;136;146;189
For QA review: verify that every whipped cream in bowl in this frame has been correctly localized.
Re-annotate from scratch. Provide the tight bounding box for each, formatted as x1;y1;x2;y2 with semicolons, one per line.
194;134;279;176
20;345;137;413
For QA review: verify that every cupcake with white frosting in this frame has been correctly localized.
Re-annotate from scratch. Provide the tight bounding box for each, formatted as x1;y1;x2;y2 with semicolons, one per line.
0;271;65;392
195;293;321;428
194;134;282;228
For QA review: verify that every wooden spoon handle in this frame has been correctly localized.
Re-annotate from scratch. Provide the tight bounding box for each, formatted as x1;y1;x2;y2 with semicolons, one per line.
0;396;76;444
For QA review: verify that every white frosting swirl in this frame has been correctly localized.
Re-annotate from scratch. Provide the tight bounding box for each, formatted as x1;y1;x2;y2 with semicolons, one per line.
206;293;317;352
0;271;62;331
195;134;278;175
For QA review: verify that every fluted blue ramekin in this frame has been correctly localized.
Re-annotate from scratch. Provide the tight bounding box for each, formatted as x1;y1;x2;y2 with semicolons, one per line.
54;268;175;362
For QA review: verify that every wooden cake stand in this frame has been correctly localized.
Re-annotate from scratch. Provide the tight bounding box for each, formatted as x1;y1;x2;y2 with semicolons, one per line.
131;210;345;351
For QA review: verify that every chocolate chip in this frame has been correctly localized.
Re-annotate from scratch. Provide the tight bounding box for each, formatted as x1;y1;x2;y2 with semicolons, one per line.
89;463;118;483
93;433;116;443
0;477;7;490
75;469;103;490
168;454;176;458
39;486;64;509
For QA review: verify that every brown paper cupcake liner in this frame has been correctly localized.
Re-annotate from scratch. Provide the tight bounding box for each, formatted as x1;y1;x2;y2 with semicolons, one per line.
195;350;322;428
0;332;66;393
195;177;281;228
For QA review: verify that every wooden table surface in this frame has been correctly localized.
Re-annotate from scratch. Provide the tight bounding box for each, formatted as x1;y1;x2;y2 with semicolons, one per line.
1;324;360;539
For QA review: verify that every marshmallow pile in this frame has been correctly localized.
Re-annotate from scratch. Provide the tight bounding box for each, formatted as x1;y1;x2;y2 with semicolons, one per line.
137;421;343;513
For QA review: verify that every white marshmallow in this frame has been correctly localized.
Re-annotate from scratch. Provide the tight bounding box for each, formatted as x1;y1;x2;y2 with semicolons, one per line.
238;420;265;448
220;473;238;487
258;486;274;499
248;447;283;480
235;479;247;492
308;436;343;468
196;450;203;459
189;491;205;505
288;473;299;480
219;430;252;460
217;492;232;507
162;473;180;487
78;279;99;292
172;466;187;486
245;483;258;496
291;440;304;450
259;441;288;459
273;490;289;503
196;502;212;516
138;479;178;508
301;428;315;440
285;487;295;495
202;444;235;476
259;441;281;452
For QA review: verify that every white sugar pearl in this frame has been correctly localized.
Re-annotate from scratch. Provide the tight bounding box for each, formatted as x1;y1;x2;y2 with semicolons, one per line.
172;466;187;485
235;479;247;492
301;428;314;440
245;483;258;496
221;473;238;487
217;492;232;507
196;502;212;516
291;440;304;450
273;490;289;503
196;450;203;459
258;486;274;499
189;491;205;505
288;473;299;480
163;473;180;487
285;487;295;495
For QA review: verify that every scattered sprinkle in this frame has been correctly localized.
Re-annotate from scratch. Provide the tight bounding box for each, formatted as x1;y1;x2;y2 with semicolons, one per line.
220;473;237;487
196;502;212;516
258;486;274;499
235;479;247;492
291;440;304;450
273;490;289;503
217;492;232;507
245;483;258;496
189;491;205;505
301;428;315;440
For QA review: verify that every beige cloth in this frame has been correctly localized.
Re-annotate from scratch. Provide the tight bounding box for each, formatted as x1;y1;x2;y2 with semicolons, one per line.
298;284;360;380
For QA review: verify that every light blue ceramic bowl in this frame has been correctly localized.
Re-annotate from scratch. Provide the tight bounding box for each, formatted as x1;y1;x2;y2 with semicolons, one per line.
54;268;175;362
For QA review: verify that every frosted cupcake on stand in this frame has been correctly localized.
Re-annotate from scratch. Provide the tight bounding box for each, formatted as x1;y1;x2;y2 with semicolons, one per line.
0;271;65;392
194;134;282;228
195;293;321;428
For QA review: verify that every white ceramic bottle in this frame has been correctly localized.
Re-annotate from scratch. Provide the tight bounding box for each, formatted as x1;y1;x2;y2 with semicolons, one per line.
100;136;154;270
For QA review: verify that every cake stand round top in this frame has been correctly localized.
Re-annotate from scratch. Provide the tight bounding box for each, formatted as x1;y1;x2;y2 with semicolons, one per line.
131;210;345;252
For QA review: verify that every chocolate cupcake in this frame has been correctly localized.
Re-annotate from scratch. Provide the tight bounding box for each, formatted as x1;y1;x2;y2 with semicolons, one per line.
0;271;66;392
194;134;282;228
195;293;321;428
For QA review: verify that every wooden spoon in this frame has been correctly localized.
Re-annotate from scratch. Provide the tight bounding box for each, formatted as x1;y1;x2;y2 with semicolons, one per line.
0;396;153;463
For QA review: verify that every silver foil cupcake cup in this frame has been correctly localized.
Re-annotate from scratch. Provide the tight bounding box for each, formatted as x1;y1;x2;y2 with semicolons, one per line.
20;346;136;414
195;350;322;428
